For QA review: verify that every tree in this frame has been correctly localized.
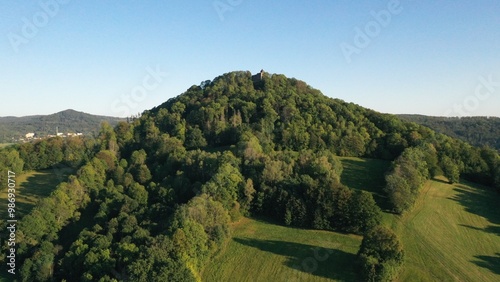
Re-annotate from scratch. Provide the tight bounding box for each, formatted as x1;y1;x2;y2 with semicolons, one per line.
387;172;413;213
173;194;231;247
185;126;207;149
127;235;196;282
384;147;430;213
202;162;243;211
98;121;118;152
240;178;256;214
349;191;382;233
357;226;404;281
494;164;500;191
441;155;460;184
238;132;263;162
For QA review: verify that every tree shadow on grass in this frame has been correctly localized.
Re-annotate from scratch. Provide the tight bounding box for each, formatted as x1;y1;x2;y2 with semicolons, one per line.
21;168;72;197
431;177;450;184
340;158;391;211
473;253;500;275
16;167;73;217
459;224;500;236
233;237;357;281
448;182;500;236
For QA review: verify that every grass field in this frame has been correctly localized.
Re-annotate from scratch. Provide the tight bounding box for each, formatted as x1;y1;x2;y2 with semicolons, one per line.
203;218;362;282
341;157;500;281
387;177;500;282
0;167;74;218
206;157;500;281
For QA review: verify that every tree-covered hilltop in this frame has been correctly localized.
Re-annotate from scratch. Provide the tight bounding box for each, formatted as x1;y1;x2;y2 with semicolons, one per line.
398;114;500;151
1;71;498;281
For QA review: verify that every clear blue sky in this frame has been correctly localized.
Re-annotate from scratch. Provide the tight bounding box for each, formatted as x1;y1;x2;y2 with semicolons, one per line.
1;0;499;117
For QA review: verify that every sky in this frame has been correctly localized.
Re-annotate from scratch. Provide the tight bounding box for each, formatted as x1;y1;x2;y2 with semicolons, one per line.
1;0;499;118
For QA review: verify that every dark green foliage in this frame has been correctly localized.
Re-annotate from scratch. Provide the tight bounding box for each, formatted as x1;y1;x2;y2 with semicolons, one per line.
185;126;208;149
0;148;24;187
494;164;500;191
384;147;431;213
127;235;196;282
441;155;460;184
357;226;404;281
398;115;500;150
349;191;382;233
15;136;97;171
201;155;243;211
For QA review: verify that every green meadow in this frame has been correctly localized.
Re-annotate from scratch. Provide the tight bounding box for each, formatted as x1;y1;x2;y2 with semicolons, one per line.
342;157;500;281
202;217;362;282
0;167;74;219
206;158;500;281
388;177;500;282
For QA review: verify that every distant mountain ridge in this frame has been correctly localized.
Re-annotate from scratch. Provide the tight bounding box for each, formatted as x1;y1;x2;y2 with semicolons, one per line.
397;114;500;150
0;109;125;142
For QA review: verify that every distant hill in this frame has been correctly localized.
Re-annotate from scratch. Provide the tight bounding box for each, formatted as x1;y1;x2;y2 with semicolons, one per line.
0;109;125;142
397;115;500;150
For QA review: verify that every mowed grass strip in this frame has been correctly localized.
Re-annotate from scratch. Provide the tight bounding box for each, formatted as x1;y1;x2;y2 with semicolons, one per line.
203;218;362;282
0;167;74;218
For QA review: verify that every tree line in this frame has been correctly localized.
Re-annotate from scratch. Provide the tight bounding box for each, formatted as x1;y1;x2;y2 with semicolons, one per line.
398;115;500;151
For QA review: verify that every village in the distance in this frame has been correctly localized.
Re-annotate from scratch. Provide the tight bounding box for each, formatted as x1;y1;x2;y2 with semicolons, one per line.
20;128;84;143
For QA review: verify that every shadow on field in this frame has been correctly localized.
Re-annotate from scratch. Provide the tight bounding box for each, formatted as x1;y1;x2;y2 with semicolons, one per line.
234;238;356;280
340;158;392;211
459;224;500;236
431;177;450;184
17;167;73;216
449;183;500;236
472;253;500;275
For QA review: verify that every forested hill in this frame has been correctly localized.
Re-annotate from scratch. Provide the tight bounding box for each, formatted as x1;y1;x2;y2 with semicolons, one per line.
398;114;500;150
149;71;427;160
4;71;498;281
0;109;125;142
148;71;480;159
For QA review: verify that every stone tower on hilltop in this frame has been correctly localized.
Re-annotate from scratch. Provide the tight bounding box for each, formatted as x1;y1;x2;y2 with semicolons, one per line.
252;69;264;82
